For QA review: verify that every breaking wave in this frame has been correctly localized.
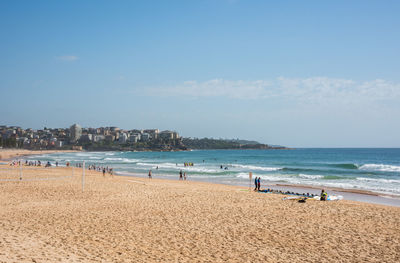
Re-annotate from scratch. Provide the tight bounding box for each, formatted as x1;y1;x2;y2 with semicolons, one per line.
298;174;324;179
231;164;282;171
359;164;400;172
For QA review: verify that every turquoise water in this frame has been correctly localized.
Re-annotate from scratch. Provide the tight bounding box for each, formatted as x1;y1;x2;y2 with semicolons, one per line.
27;148;400;196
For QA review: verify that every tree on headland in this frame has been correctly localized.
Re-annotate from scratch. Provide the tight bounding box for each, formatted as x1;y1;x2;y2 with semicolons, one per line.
0;137;18;148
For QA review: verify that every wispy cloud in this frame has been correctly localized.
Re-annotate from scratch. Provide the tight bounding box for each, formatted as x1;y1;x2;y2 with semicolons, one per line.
56;55;79;61
142;77;400;105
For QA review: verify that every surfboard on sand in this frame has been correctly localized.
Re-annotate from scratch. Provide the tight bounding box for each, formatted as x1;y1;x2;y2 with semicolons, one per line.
312;195;343;201
283;195;343;201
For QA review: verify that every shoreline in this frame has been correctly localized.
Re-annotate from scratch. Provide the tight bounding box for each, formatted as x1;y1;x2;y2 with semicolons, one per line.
2;149;400;207
0;149;80;161
116;171;400;208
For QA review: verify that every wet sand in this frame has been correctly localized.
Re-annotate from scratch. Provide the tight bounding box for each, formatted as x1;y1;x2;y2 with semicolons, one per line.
0;165;399;262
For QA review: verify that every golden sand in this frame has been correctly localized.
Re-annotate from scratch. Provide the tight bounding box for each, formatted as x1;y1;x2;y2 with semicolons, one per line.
0;164;399;263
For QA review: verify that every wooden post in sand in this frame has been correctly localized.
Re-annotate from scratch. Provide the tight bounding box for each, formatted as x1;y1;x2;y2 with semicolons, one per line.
82;161;85;192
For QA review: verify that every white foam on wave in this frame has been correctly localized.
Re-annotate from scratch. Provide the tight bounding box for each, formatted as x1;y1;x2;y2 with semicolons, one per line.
75;153;95;157
356;177;400;184
104;157;139;163
137;162;177;168
89;156;102;160
236;172;290;182
181;166;221;173
232;164;282;171
136;162;222;173
298;174;324;180
359;164;400;172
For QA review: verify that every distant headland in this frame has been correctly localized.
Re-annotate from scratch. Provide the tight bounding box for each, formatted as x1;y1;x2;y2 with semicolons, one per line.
0;124;287;151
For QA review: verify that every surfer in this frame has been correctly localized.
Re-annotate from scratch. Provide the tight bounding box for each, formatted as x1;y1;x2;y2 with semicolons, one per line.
320;189;327;201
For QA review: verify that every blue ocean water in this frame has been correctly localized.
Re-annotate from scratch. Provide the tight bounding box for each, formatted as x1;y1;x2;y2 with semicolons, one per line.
27;148;400;196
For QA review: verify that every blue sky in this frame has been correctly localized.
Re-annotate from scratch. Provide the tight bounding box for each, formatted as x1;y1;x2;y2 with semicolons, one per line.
1;0;399;147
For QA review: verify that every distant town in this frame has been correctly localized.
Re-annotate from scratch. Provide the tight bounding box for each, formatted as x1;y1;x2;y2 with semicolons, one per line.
0;124;286;151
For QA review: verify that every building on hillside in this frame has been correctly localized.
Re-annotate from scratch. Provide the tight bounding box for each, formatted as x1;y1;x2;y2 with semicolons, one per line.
105;135;115;142
70;124;82;143
129;134;139;143
110;127;120;132
141;133;150;142
130;129;143;134
93;135;105;142
159;130;180;140
159;130;174;140
80;134;93;143
143;129;159;140
119;133;128;144
55;141;64;148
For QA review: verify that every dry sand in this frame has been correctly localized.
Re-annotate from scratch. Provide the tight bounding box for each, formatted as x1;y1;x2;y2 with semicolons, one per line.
0;149;78;161
0;165;399;262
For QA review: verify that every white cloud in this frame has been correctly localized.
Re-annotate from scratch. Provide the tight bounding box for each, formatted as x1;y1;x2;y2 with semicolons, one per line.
143;77;400;105
56;55;79;61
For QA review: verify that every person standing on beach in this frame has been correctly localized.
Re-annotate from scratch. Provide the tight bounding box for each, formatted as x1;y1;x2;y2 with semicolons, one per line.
254;177;258;191
148;169;152;179
184;172;187;180
102;168;106;177
179;170;183;180
257;177;261;191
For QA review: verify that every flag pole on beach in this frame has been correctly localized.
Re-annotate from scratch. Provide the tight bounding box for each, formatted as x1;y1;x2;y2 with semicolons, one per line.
249;172;252;191
19;162;22;181
82;161;85;192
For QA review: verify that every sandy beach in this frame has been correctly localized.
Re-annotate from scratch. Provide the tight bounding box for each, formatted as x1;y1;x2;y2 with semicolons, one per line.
1;164;399;262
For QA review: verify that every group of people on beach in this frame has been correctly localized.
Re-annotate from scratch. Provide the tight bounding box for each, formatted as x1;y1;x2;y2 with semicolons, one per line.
148;169;188;181
179;169;187;180
9;160;22;166
88;164;114;176
10;159;57;167
10;159;115;177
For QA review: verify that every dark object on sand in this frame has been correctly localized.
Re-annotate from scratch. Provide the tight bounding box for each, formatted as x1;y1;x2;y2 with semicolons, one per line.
298;198;307;203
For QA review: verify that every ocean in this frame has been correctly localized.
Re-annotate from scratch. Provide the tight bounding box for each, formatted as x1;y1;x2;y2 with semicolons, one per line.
26;148;400;197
